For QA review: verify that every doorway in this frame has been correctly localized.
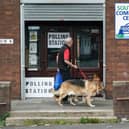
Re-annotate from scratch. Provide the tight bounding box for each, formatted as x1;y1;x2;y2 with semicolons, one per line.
25;21;103;80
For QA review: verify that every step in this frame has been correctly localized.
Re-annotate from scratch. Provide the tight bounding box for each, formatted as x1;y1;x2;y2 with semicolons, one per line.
6;109;116;126
6;116;117;126
10;109;114;117
7;99;114;126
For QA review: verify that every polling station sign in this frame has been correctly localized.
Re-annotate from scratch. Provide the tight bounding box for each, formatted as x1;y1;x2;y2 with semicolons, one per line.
25;77;54;98
115;3;129;39
48;32;70;48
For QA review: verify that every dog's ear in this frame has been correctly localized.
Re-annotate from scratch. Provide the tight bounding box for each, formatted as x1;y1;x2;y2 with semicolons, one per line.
92;73;100;82
97;81;104;91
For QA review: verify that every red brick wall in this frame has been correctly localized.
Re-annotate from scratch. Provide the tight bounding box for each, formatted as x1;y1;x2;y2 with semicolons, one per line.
113;83;129;118
106;0;129;98
0;0;20;99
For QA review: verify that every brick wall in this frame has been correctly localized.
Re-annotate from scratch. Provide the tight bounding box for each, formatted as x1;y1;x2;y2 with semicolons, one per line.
0;0;20;99
113;81;129;118
0;82;11;114
106;0;129;98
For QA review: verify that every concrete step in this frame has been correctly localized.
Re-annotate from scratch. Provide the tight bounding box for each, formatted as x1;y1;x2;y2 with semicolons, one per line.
6;109;116;126
6;116;117;126
6;99;115;126
9;109;114;117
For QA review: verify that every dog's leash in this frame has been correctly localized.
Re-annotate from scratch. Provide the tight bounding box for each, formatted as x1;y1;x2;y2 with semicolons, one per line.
77;68;87;80
75;60;88;79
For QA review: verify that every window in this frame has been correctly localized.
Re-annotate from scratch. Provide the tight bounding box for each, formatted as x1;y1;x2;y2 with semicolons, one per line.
25;26;40;71
76;28;99;68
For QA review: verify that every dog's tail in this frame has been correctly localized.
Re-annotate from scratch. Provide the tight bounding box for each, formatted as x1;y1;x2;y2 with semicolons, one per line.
50;88;60;96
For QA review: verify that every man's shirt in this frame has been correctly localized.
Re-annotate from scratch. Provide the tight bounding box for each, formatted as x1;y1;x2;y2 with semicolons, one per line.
64;48;70;60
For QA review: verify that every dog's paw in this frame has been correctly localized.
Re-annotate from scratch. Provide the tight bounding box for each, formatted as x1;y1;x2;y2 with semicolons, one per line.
70;102;76;106
89;104;95;108
74;98;79;102
58;103;63;106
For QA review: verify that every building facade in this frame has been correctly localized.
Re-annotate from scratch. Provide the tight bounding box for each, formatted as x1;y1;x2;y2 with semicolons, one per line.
0;0;129;99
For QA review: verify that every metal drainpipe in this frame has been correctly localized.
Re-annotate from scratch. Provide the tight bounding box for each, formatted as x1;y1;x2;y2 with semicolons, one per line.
103;3;106;88
20;3;25;100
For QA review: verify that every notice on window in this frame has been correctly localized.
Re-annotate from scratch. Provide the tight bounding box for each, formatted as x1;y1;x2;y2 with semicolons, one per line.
25;77;54;97
29;31;38;41
29;54;38;65
115;3;129;39
29;42;37;54
48;32;70;48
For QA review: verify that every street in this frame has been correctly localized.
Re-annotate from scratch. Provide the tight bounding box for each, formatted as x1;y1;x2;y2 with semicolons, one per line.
2;123;129;129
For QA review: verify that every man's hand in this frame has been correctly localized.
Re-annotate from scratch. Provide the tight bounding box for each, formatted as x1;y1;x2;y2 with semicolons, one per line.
73;64;78;69
64;60;78;69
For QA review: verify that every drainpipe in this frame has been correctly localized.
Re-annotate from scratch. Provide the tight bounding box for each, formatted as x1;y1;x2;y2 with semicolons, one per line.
103;3;106;88
20;3;25;100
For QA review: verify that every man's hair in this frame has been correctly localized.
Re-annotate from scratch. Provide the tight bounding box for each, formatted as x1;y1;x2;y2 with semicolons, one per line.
65;37;72;44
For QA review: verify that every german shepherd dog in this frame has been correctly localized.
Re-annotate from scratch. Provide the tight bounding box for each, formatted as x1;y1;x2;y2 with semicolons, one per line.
52;74;104;107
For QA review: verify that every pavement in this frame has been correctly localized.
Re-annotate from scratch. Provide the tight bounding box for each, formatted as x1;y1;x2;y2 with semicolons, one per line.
2;123;129;129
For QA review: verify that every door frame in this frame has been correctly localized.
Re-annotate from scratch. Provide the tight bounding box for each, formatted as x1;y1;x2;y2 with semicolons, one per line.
20;21;106;99
20;8;106;100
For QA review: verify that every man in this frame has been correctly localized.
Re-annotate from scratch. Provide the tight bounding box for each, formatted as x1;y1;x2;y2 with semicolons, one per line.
57;37;78;81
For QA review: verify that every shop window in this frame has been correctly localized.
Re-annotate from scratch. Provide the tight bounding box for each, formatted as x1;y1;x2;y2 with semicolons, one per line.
47;32;70;68
25;26;40;71
76;28;99;68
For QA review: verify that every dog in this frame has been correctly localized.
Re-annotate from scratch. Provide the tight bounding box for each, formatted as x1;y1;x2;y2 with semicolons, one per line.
52;75;104;107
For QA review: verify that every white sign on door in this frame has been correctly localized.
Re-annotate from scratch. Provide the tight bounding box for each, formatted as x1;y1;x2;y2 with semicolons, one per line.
25;77;54;97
